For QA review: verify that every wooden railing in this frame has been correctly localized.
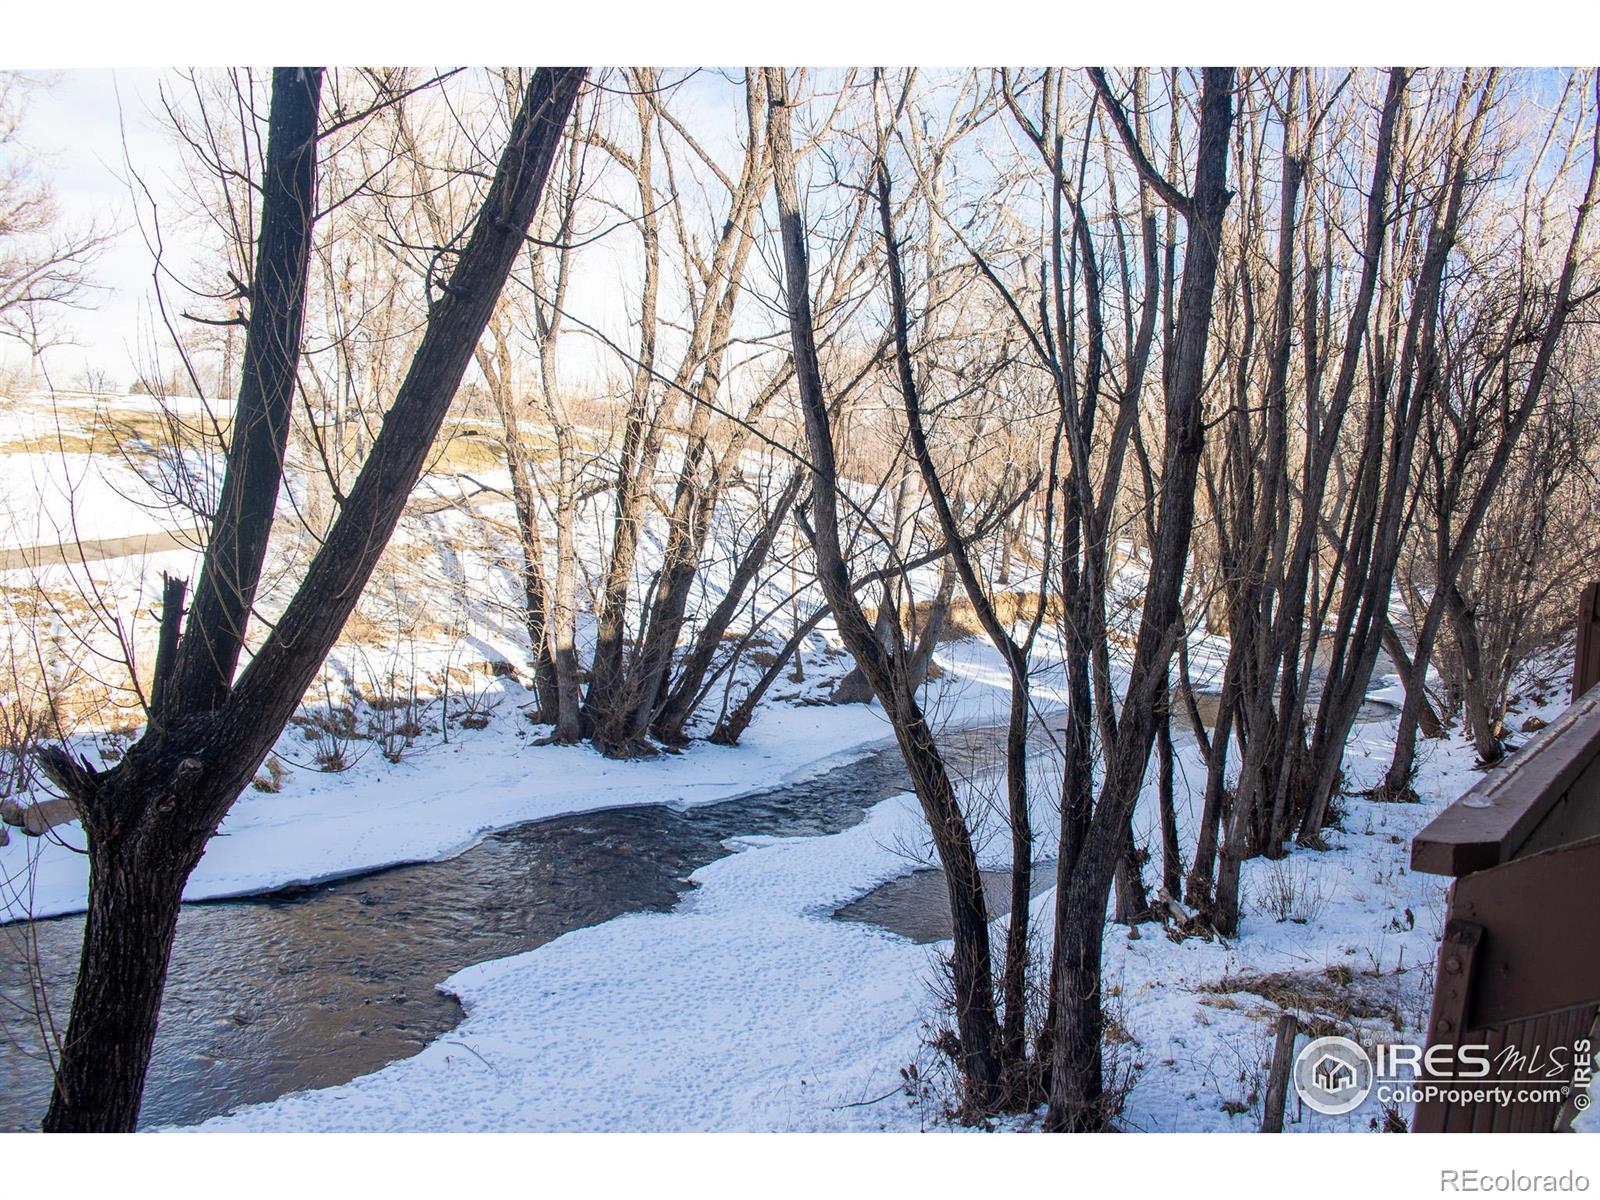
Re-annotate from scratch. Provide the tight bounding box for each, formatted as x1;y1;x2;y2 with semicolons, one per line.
1409;586;1600;1132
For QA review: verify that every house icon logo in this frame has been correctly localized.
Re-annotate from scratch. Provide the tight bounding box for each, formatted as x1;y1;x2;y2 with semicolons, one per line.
1293;1035;1373;1116
1312;1054;1356;1093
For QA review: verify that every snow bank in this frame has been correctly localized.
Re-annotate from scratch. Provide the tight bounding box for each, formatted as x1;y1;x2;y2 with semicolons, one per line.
191;667;1587;1133
193;791;946;1132
1;637;1044;923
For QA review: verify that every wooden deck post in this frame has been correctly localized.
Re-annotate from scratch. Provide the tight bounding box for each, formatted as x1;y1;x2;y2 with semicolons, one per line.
1574;581;1600;701
1412;921;1483;1133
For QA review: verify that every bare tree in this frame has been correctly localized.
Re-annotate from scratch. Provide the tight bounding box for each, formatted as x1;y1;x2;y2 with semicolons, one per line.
1382;75;1600;784
34;65;585;1132
0;74;112;358
1209;68;1409;931
1035;66;1234;1131
766;65;1008;1110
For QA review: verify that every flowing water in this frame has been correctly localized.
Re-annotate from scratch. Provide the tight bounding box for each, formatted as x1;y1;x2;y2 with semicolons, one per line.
0;681;1398;1132
833;689;1401;943
833;862;1059;944
0;726;1008;1131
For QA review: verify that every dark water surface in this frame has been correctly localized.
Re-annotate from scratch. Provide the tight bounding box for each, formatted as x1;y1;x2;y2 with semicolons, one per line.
835;686;1399;944
832;862;1059;944
0;727;1008;1131
0;677;1398;1131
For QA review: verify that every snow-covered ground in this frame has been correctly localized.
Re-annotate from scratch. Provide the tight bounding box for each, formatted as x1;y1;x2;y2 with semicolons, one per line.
189;662;1579;1133
0;392;221;550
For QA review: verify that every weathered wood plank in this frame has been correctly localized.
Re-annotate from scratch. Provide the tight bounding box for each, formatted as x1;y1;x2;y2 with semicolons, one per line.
1412;691;1600;877
1448;834;1600;1029
1259;1013;1300;1133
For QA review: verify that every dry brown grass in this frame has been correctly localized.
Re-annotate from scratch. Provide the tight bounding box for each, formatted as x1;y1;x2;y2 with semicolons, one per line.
424;431;512;475
1;408;229;458
1104;1013;1141;1046
1201;966;1404;1029
422;415;599;479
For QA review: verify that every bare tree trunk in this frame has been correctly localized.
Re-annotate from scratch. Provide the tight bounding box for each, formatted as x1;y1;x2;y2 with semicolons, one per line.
1185;674;1236;908
1381;616;1446;796
766;69;1003;1108
549;473;584;742
40;837;191;1132
905;554;957;688
480;341;560;719
1446;583;1505;762
37;67;584;1132
1111;818;1151;925
1155;692;1182;900
1046;66;1235;1132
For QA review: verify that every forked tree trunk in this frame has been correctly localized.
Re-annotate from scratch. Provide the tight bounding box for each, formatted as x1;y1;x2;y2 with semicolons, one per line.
831;601;896;704
905;556;958;689
1447;584;1505;763
653;474;803;743
1380;617;1447;796
1112;815;1151;925
1184;685;1234;908
38;66;585;1132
